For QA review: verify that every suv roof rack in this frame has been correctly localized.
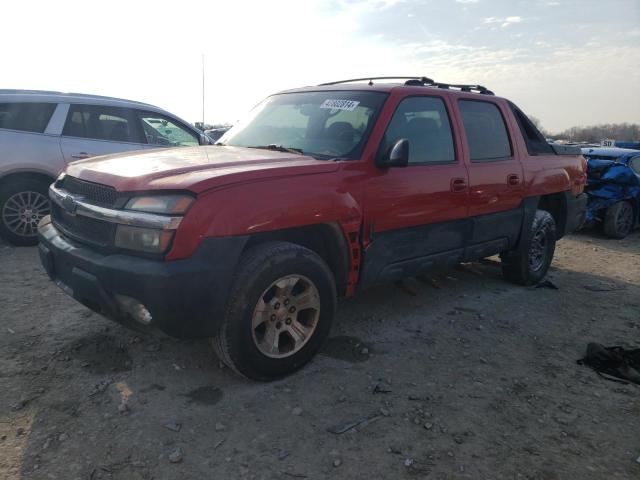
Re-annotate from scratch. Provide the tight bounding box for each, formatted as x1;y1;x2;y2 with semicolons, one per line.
318;76;494;95
0;89;157;106
319;76;434;86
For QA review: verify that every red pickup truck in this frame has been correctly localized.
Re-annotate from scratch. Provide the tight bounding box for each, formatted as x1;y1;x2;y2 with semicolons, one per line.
38;77;587;380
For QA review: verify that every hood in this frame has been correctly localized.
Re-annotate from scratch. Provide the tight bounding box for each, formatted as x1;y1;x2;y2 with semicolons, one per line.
581;147;639;159
65;146;340;193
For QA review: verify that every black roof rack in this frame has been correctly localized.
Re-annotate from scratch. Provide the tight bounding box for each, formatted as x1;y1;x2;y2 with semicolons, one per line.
319;76;434;86
318;76;494;95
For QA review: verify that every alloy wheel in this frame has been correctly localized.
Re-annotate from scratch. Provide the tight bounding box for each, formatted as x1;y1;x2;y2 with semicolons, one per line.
616;202;633;236
528;228;547;272
1;191;50;238
251;274;321;358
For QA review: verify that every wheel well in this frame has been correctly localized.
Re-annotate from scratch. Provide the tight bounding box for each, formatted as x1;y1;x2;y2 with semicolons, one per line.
538;193;567;239
243;223;350;296
0;171;55;191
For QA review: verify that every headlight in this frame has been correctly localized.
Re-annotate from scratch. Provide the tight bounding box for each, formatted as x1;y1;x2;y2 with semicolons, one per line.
125;195;194;214
115;225;175;253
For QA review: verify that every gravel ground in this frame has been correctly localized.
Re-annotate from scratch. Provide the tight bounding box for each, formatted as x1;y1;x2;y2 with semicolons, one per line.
1;231;639;480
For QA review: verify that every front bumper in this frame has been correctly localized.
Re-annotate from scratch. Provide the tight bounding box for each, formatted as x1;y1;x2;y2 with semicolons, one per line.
38;216;248;338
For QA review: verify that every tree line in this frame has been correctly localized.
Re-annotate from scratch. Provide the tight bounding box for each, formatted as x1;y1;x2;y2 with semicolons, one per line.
529;117;640;142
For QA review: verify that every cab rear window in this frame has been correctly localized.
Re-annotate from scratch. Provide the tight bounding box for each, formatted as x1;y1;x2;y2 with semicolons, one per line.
0;102;56;133
509;102;554;156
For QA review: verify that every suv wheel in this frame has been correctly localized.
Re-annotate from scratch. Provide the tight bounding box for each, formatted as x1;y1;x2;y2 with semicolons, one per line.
603;200;633;239
501;209;556;285
212;242;337;381
0;178;51;246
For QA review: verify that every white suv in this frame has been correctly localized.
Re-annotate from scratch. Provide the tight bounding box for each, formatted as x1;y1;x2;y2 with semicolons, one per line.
0;90;209;245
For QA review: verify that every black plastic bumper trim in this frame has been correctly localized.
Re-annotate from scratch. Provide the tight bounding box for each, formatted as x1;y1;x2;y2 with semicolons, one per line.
38;217;249;338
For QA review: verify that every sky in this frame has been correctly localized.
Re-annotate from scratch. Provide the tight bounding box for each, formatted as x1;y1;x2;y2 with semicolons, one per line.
3;0;639;133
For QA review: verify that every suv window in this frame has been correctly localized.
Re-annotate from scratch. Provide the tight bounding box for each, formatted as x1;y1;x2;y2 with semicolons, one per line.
63;105;137;143
0;102;56;133
459;100;512;162
380;96;455;164
509;102;554;156
137;112;199;147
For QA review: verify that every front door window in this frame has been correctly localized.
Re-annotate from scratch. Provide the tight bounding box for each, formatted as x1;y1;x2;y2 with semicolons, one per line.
380;96;456;164
138;113;199;147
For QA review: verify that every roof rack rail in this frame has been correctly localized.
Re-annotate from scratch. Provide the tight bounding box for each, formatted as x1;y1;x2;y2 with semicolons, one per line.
318;76;494;95
319;76;434;86
402;77;494;95
443;83;494;95
0;89;159;105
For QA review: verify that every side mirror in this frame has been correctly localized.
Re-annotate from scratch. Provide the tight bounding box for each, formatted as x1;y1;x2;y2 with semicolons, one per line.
199;133;211;145
376;138;409;168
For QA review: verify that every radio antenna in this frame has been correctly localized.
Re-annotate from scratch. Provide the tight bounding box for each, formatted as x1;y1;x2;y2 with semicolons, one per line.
201;54;205;130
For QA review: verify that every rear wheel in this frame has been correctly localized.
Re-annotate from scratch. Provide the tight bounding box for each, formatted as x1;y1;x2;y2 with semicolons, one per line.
603;200;633;239
501;210;556;285
0;178;51;246
212;242;336;381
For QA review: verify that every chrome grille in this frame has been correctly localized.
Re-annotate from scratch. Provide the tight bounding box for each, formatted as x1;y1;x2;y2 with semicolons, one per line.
51;203;115;247
57;176;117;207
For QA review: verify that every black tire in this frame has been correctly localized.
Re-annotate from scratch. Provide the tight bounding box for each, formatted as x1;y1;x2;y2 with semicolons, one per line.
501;210;556;286
603;201;634;239
212;241;337;381
0;177;52;246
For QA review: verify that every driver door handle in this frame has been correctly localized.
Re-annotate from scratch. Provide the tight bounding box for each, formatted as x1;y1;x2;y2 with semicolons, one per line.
507;174;520;186
450;177;467;193
71;152;90;159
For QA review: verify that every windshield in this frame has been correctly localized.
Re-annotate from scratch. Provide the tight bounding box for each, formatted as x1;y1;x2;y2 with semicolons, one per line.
218;90;388;160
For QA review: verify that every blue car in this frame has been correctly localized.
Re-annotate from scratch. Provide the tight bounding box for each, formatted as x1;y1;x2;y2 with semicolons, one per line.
581;147;640;238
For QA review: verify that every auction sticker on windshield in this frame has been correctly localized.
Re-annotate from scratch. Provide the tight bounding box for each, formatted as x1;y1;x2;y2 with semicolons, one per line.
320;99;360;111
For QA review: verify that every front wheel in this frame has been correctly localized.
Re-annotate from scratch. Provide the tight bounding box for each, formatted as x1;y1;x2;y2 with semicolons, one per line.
212;242;337;381
501;210;557;285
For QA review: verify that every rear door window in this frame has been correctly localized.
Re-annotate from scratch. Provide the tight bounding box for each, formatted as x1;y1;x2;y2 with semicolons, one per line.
0;102;56;133
380;96;456;164
458;100;512;162
63;105;139;143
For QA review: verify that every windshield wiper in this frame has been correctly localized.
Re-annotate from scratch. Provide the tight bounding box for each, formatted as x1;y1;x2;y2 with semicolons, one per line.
247;144;304;155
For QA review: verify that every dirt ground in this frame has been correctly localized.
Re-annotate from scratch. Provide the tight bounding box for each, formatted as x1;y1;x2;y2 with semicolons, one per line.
1;231;639;480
